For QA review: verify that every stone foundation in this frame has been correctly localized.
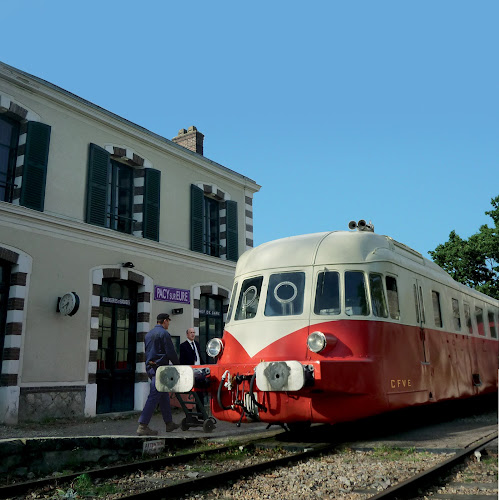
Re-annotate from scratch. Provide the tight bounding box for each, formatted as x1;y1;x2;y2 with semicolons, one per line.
19;386;85;422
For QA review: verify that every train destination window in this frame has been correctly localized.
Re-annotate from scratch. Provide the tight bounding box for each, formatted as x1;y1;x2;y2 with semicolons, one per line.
345;271;369;316
488;311;497;339
385;276;400;320
369;274;388;318
464;303;473;334
452;298;461;331
265;272;305;316
432;291;443;328
314;271;340;315
235;276;263;320
475;306;485;336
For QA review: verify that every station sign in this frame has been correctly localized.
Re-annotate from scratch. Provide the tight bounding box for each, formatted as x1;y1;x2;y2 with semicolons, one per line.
154;286;190;304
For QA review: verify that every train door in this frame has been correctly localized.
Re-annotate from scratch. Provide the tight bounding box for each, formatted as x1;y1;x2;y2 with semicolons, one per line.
96;279;138;414
413;278;432;398
413;279;429;363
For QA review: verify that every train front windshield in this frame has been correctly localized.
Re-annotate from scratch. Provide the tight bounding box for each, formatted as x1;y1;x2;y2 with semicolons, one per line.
229;270;399;321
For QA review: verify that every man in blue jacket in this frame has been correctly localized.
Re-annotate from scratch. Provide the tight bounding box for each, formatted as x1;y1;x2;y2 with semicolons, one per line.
137;313;180;436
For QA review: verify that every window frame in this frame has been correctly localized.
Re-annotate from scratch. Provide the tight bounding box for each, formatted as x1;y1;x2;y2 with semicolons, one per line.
385;275;400;320
451;298;461;331
432;290;443;328
314;270;341;316
0;115;20;204
344;270;370;317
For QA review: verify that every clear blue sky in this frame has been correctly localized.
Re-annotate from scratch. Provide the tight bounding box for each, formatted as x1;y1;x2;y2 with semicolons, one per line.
3;1;497;258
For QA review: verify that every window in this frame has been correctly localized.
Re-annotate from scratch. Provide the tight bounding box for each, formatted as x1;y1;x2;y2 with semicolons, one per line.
0;116;19;203
475;307;485;336
488;311;497;339
107;160;134;234
452;298;461;331
235;276;263;320
191;184;238;261
345;271;369;316
432;291;443;327
369;273;388;318
464;303;473;334
386;276;400;320
265;272;305;317
86;144;160;240
204;197;220;256
314;271;340;315
226;282;238;322
0;118;50;211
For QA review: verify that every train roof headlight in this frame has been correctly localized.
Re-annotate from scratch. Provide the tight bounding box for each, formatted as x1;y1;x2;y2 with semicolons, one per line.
307;331;327;353
206;338;224;358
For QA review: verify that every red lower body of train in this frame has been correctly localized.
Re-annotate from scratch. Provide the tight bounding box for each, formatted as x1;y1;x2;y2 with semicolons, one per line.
194;320;498;425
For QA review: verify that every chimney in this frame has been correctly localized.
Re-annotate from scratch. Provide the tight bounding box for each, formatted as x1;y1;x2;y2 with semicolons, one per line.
172;126;204;155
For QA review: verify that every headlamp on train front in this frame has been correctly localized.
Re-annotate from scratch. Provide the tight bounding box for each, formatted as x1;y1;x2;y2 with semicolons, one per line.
206;338;224;358
307;331;328;353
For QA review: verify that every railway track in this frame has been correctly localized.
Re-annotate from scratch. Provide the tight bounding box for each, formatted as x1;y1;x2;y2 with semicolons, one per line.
370;431;498;499
1;404;496;499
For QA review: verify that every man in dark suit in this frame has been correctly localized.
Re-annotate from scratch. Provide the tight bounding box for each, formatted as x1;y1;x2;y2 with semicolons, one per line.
179;328;203;365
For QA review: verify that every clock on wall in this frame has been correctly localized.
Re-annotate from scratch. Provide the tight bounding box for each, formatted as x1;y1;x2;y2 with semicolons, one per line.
58;292;80;317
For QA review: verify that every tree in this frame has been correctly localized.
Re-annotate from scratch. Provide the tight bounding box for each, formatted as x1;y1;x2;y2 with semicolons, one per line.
429;196;499;299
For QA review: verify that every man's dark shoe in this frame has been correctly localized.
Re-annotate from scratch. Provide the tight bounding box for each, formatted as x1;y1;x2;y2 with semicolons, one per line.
165;421;180;432
137;424;158;436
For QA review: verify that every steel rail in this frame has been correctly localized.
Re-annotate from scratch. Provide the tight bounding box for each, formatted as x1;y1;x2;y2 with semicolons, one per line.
0;441;256;499
115;443;334;499
367;431;498;500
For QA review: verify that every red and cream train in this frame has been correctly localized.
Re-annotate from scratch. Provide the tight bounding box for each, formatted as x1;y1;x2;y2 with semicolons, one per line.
157;221;498;427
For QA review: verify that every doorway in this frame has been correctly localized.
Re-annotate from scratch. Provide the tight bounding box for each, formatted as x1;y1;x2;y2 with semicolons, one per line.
96;279;137;413
198;294;223;365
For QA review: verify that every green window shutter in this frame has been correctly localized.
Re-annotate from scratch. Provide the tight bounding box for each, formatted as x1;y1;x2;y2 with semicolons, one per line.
20;122;51;211
226;200;239;262
86;143;109;226
143;168;161;241
191;184;204;253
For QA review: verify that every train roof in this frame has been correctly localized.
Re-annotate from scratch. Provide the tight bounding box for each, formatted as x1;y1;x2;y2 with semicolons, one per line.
236;230;497;303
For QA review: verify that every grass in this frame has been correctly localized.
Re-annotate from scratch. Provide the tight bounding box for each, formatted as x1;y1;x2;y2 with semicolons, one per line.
55;473;117;498
370;446;433;461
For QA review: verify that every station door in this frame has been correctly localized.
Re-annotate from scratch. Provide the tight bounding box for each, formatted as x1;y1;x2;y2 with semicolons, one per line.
96;279;137;413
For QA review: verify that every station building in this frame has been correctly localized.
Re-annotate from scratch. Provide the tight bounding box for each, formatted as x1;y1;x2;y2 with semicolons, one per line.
0;61;260;424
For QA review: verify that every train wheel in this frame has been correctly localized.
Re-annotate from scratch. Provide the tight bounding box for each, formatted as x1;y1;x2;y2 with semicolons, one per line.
181;418;189;431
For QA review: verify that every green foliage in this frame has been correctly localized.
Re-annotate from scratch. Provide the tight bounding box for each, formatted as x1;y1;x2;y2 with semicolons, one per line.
429;196;499;299
56;473;117;498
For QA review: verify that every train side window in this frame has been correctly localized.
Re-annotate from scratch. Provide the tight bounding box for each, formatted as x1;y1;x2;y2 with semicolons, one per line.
475;306;485;336
345;271;369;316
464;303;473;334
235;277;263;320
314;271;340;315
451;298;461;331
369;273;388;318
265;272;305;316
226;282;238;322
488;311;497;339
432;291;443;328
385;276;400;320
